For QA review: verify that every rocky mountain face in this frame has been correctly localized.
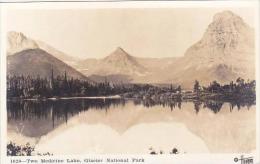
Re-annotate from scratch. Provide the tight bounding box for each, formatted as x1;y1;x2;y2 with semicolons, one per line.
7;31;39;55
153;10;255;88
7;31;79;66
7;49;89;81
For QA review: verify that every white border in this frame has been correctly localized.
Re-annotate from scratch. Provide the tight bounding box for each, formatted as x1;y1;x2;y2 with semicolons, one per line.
0;0;258;9
1;1;259;163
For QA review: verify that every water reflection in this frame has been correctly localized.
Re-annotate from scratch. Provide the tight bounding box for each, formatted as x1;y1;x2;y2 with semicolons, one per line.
8;98;255;125
7;98;256;153
8;99;126;127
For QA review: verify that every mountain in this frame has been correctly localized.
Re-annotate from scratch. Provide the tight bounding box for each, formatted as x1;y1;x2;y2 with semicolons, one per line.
101;47;148;76
7;31;39;55
36;40;80;66
7;31;79;66
153;10;255;88
79;11;254;86
76;47;177;83
77;47;149;79
7;11;254;87
7;49;90;81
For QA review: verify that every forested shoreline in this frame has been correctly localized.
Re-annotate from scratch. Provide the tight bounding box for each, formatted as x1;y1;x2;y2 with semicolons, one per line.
7;71;256;102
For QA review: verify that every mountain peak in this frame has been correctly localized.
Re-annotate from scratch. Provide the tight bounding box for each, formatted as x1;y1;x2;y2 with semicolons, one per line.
177;10;255;87
7;31;39;55
115;46;125;52
213;10;239;22
114;47;129;56
104;47;131;61
98;47;148;76
188;10;254;57
8;31;26;39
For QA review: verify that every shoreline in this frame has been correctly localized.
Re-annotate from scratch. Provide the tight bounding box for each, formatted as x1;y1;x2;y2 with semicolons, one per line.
8;95;122;101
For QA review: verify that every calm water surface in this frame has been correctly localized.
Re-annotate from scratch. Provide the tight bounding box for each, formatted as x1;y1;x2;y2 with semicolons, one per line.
7;98;256;154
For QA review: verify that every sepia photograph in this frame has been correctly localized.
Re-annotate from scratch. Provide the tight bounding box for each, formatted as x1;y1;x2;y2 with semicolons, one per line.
0;1;259;163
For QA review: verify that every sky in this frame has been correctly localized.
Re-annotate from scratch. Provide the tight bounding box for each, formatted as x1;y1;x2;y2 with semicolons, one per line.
5;8;255;59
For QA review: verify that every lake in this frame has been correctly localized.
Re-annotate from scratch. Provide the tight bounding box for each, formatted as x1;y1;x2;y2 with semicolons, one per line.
7;98;256;155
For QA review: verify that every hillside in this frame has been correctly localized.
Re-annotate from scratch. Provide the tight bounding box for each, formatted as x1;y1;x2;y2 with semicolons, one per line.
7;49;90;81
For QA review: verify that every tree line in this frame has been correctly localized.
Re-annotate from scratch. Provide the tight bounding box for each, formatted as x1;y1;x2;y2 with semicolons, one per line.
7;71;255;100
193;77;256;100
7;71;172;99
7;73;126;98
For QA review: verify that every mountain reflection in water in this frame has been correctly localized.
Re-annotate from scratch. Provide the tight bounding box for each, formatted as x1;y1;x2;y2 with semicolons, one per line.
8;98;255;123
7;98;256;153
